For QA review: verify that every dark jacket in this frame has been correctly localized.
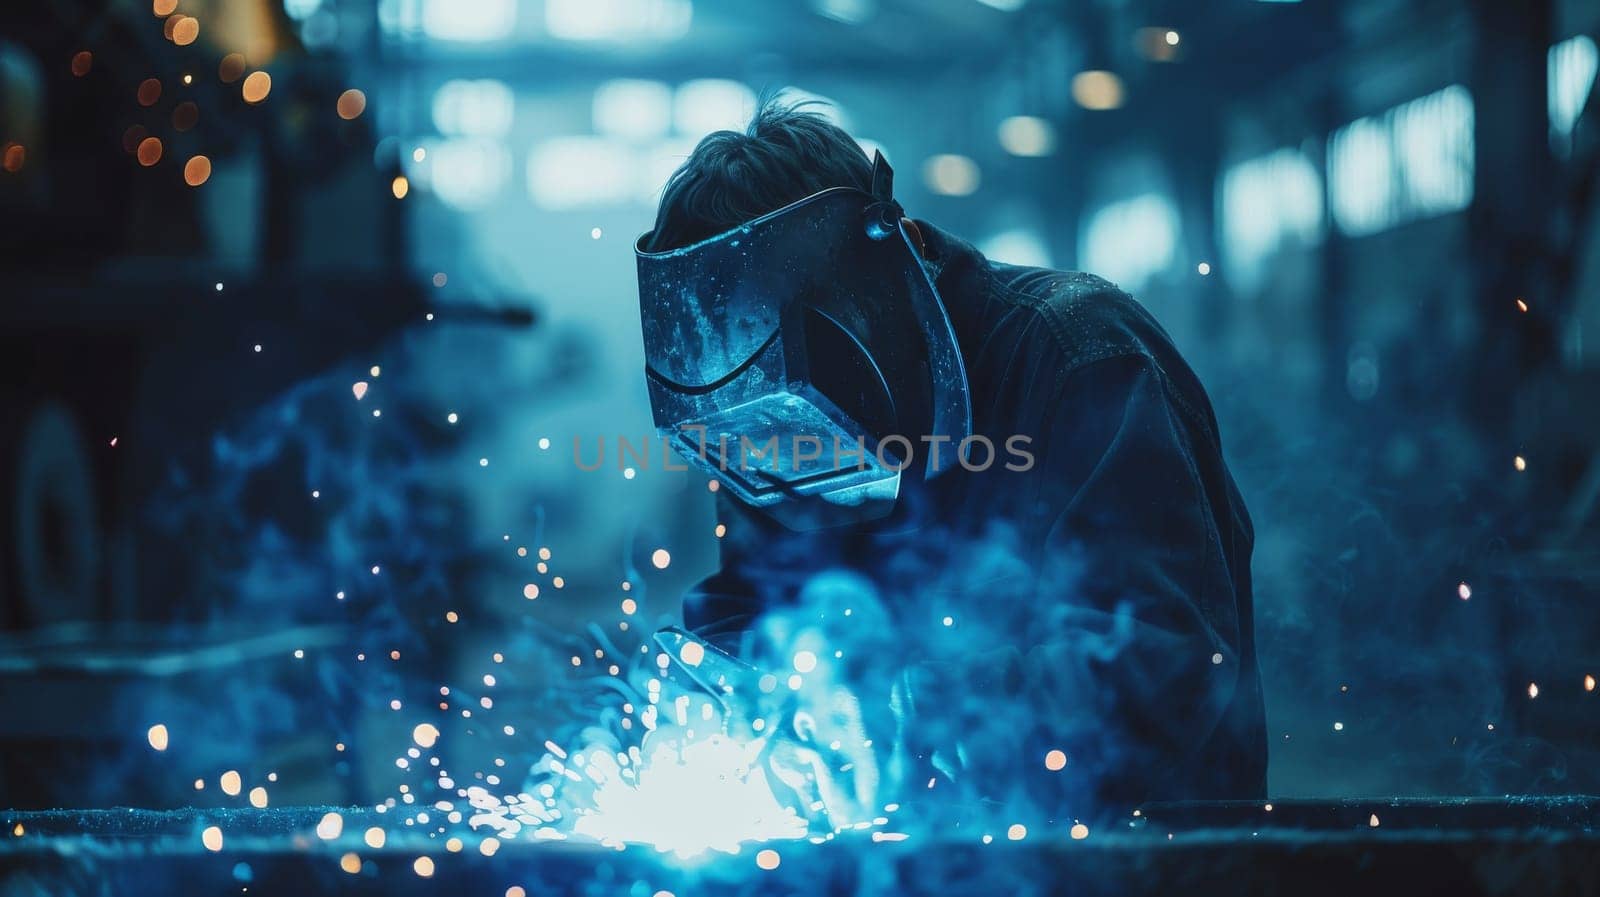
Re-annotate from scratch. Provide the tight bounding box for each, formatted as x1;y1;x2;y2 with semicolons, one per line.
684;222;1267;814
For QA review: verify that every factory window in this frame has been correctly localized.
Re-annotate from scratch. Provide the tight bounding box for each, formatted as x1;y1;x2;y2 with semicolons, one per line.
674;79;757;136
1218;147;1324;294
1549;35;1599;144
593;80;674;141
379;0;518;42
979;229;1053;269
1078;193;1180;294
526;137;640;209
1327;84;1474;237
432;80;515;138
544;0;693;42
410;138;512;210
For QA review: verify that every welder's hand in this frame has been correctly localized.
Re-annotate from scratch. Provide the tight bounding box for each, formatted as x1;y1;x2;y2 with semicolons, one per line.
772;682;880;829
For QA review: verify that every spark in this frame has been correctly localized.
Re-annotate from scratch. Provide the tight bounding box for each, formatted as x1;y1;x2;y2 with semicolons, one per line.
652;549;672;569
1044;749;1067;771
1369;813;1381;827
591;227;603;239
1516;297;1528;312
352;382;368;400
1458;582;1471;600
316;813;343;840
249;787;269;808
1333;721;1344;731
147;723;169;751
220;770;241;796
755;848;782;870
1007;824;1027;841
1514;455;1527;471
414;723;440;748
563;728;807;857
1196;261;1210;275
793;650;818;673
413;856;434;877
1528;682;1539;699
202;826;223;851
1070;823;1089;840
340;853;361;873
678;641;704;667
364;827;386;848
1586;674;1596;692
524;584;540;600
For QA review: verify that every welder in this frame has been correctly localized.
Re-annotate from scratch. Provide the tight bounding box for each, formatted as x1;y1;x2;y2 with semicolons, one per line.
634;99;1265;825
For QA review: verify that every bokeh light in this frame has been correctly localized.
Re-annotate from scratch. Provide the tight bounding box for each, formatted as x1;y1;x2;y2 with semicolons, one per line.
183;155;212;186
337;88;367;120
242;71;272;104
136;137;163;167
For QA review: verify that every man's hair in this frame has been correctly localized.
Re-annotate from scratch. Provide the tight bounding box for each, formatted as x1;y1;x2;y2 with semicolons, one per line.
644;97;873;252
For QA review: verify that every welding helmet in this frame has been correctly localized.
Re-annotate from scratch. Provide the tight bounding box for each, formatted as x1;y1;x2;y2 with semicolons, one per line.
636;152;972;530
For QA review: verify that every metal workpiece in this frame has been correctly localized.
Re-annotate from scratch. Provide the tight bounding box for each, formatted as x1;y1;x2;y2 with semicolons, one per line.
3;799;1599;896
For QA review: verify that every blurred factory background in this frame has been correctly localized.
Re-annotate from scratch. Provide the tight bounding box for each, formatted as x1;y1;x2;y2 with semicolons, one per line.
1;0;1598;812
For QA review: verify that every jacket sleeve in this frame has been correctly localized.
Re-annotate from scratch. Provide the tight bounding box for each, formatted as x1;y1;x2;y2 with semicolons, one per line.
902;350;1251;811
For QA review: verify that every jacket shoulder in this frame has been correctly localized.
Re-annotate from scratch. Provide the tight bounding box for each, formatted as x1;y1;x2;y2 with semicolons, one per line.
984;262;1176;376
